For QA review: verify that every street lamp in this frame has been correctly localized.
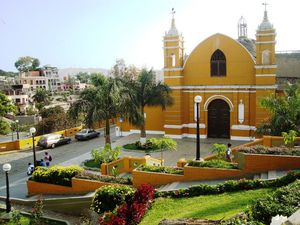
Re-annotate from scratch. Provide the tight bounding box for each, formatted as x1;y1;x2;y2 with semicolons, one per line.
194;95;202;161
16;120;19;140
30;127;37;168
3;163;11;213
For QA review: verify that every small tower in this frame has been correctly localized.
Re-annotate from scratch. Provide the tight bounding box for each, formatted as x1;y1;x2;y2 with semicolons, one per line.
163;9;185;137
238;16;247;39
255;2;276;67
255;2;277;126
163;8;184;70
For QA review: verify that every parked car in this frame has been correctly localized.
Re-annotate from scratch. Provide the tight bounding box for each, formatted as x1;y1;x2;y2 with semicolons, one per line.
75;129;100;141
37;134;71;149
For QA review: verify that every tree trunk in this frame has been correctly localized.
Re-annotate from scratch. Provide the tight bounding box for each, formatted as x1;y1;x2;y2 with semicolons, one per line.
140;107;146;144
105;119;111;146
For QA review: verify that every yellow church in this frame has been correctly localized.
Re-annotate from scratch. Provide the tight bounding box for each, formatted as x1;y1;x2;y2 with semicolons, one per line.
120;7;278;141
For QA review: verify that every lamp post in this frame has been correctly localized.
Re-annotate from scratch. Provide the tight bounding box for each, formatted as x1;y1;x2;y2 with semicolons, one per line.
3;163;11;213
16;120;19;140
194;95;202;161
30;127;37;168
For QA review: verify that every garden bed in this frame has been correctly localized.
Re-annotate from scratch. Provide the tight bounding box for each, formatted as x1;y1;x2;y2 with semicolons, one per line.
76;170;132;185
187;160;238;169
137;164;184;175
123;143;160;152
81;159;101;171
237;145;300;156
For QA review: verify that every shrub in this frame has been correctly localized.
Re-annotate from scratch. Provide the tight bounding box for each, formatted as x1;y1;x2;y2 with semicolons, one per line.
91;185;135;214
187;159;238;169
156;171;300;198
282;130;298;147
237;145;300;156
211;143;227;159
251;180;300;224
99;184;155;225
31;165;84;186
137;164;183;175
0;119;11;135
91;144;121;164
76;171;133;185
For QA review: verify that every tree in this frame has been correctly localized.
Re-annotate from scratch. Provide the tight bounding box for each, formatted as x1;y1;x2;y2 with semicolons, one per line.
0;92;16;117
153;137;177;166
120;69;173;142
111;59;139;80
14;56;40;72
75;72;90;83
36;106;76;135
257;83;300;135
32;88;51;111
69;74;120;145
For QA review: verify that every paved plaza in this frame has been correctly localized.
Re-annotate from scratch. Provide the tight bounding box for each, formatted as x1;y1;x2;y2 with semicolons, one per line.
0;131;247;199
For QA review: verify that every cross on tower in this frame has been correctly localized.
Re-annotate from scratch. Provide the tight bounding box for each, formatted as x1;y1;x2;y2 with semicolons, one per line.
262;2;268;11
171;8;175;19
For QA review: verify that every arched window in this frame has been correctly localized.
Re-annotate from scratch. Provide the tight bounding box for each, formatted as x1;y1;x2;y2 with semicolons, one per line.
262;50;270;65
211;49;226;76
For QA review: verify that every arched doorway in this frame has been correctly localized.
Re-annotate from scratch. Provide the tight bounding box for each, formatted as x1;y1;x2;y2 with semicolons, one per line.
208;99;230;138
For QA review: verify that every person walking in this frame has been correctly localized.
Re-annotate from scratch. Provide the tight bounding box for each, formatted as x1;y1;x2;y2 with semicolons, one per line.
27;163;34;176
226;143;232;162
44;152;52;167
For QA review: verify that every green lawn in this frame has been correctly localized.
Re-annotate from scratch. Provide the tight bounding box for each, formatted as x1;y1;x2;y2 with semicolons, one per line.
140;188;274;225
83;159;101;169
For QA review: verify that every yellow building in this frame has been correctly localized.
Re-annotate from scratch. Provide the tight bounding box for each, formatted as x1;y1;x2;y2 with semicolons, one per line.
120;7;278;141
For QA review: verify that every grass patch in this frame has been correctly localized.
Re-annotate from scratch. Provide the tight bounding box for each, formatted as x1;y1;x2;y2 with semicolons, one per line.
188;160;238;169
83;159;101;169
123;143;160;152
140;188;273;225
137;164;184;175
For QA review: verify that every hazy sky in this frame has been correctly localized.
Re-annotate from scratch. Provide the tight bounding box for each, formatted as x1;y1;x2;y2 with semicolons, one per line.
1;0;299;72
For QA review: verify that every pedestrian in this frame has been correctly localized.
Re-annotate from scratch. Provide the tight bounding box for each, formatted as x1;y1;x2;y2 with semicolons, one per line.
44;152;52;167
39;159;46;167
226;143;232;162
27;163;34;176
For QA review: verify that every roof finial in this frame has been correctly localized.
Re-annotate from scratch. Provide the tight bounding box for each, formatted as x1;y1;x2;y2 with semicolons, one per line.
262;1;268;11
171;8;175;19
166;8;179;36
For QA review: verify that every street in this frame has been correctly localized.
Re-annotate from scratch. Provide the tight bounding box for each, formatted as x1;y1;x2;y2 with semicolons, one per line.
0;127;246;199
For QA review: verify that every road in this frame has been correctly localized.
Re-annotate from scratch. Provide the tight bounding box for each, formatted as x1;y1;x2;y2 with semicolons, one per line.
0;127;117;198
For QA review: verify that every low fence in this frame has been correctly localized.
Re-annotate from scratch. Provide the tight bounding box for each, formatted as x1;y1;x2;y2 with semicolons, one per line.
0;126;82;152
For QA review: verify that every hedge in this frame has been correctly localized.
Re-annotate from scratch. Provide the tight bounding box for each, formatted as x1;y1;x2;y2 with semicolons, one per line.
156;170;300;198
31;165;84;187
237;145;300;156
91;185;135;214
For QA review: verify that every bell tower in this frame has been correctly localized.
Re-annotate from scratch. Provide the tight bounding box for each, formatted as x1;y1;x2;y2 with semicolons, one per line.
163;9;185;138
255;2;277;126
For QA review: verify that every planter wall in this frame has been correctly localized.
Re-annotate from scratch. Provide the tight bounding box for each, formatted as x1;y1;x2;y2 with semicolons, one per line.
27;178;121;195
237;153;300;173
132;170;185;187
183;166;244;181
132;166;243;188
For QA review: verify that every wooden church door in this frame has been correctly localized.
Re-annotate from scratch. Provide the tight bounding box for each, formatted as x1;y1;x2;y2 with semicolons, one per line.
208;99;230;138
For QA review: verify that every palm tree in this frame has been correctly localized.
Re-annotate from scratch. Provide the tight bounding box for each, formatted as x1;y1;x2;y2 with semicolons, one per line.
257;82;300;135
69;74;120;145
120;69;173;142
32;88;51;111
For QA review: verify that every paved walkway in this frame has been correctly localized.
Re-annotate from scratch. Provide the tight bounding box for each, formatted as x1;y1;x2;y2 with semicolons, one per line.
0;134;247;199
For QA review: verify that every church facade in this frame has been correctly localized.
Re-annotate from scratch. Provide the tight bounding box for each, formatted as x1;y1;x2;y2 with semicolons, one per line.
120;8;277;141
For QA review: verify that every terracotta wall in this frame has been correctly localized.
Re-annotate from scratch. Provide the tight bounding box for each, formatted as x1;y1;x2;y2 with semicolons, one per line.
27;178;121;195
238;153;300;173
